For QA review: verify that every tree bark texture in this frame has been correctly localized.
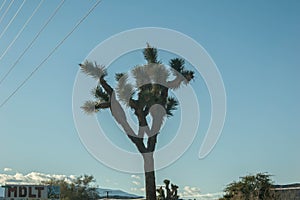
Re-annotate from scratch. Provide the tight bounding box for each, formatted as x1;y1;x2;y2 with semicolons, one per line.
143;152;156;200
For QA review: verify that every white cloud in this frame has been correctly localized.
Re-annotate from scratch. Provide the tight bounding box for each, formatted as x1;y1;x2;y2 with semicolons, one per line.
180;185;202;198
131;175;141;179
130;176;144;196
0;171;76;185
130;187;145;193
3;168;12;172
131;187;138;192
130;175;142;189
132;181;140;186
178;186;223;200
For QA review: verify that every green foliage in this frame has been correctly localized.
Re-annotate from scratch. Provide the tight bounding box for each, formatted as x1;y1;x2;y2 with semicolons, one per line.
92;85;109;102
169;58;185;73
157;179;179;200
169;58;195;85
79;61;107;79
115;73;125;81
181;70;195;83
166;97;179;117
81;100;97;114
80;44;195;117
150;64;170;84
44;175;99;200
219;173;276;200
116;73;134;105
143;43;159;64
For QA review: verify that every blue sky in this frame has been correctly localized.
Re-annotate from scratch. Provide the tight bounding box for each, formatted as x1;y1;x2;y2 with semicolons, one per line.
0;0;299;199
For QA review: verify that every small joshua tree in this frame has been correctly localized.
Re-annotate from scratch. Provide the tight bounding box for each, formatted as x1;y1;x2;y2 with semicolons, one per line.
157;179;179;200
80;44;194;200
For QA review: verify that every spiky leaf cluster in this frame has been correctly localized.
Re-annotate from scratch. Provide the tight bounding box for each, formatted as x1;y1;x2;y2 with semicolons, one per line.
129;64;171;114
149;63;170;85
79;61;111;114
166;97;179;117
169;58;195;84
79;61;107;79
81;44;194;122
115;73;125;81
81;100;98;114
143;43;160;64
132;64;169;88
181;70;195;84
132;66;152;88
115;44;195;118
92;85;109;102
116;73;134;105
169;58;185;74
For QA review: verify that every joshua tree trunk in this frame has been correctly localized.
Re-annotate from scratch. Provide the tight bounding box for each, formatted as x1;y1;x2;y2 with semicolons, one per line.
143;152;156;200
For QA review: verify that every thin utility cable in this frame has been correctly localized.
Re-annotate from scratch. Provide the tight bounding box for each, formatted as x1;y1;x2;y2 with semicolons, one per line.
0;0;7;13
0;0;102;109
0;0;14;25
0;0;44;60
0;0;26;40
0;0;65;85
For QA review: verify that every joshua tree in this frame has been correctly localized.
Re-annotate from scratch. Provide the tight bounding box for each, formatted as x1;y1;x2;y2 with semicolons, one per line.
157;179;179;200
80;44;194;200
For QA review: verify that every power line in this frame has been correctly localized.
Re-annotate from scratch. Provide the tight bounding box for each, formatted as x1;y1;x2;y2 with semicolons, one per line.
0;0;7;13
0;0;65;85
0;0;44;60
0;0;26;40
0;0;14;25
0;0;102;109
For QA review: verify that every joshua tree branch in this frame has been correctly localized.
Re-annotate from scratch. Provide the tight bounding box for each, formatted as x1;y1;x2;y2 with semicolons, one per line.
166;75;184;89
95;102;110;109
99;77;113;95
129;98;138;110
147;134;158;152
110;92;147;153
128;135;147;153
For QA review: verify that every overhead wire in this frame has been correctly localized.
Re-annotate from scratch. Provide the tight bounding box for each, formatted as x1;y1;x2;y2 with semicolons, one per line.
0;0;7;13
0;0;26;40
0;0;14;25
0;0;65;85
0;0;44;60
0;0;102;109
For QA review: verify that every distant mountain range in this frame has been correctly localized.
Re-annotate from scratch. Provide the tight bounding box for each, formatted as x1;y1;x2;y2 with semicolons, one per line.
97;188;143;199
